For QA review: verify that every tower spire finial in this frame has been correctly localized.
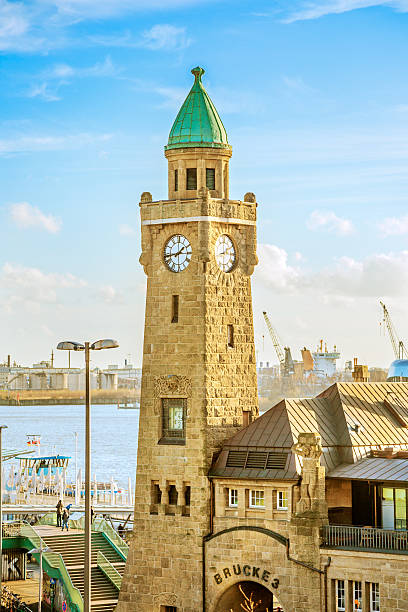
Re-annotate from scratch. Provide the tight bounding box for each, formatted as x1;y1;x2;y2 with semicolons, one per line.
191;66;205;81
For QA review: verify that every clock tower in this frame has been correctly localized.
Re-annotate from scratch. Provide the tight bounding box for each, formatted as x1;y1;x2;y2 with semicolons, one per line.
116;66;259;612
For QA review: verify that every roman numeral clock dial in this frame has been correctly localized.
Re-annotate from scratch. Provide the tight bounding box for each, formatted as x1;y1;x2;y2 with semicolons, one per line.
164;234;192;272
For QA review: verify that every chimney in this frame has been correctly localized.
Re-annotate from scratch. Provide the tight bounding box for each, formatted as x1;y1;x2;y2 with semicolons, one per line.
352;357;369;383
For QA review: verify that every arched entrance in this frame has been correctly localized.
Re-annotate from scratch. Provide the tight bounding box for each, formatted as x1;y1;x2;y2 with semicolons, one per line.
214;581;274;611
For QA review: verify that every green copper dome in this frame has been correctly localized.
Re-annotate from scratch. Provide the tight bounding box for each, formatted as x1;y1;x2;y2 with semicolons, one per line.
165;67;230;151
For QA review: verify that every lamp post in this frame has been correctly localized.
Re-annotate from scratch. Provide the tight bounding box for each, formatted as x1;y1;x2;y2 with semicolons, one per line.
56;339;119;612
0;425;8;600
28;544;49;612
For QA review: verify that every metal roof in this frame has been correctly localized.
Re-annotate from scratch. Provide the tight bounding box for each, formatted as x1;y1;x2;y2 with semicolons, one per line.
165;67;230;151
210;382;408;482
328;457;408;482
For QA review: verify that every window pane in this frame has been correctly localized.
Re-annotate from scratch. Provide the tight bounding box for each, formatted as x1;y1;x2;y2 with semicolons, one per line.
162;398;185;439
370;583;380;612
186;168;197;190
353;581;362;610
206;168;215;190
395;488;406;529
336;580;345;611
278;491;288;509
250;490;265;507
229;489;238;507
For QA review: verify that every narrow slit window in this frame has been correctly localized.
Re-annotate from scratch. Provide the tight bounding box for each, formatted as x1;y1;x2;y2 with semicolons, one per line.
206;168;215;190
242;410;252;427
174;169;178;192
227;324;234;348
168;484;178;505
186;168;197;190
172;295;179;323
184;485;191;506
152;483;162;504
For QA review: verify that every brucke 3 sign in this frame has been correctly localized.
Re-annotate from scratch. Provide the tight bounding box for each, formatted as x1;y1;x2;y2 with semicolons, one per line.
213;564;279;587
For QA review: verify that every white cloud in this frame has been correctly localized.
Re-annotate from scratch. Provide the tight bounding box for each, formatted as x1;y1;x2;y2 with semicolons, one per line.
256;243;408;299
0;0;37;51
284;1;408;23
0;262;87;310
140;24;191;50
27;83;61;102
307;210;354;236
0;132;112;155
9;202;62;233
378;214;408;236
119;224;136;236
98;285;119;303
51;0;209;19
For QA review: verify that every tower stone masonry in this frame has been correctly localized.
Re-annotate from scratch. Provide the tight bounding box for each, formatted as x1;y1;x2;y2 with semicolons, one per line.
116;66;259;611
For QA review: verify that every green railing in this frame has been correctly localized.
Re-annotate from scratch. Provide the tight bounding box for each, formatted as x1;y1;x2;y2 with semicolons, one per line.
97;551;122;590
92;516;129;560
3;522;84;612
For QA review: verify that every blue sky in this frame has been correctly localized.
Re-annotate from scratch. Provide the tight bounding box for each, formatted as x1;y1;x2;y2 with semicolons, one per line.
2;0;408;369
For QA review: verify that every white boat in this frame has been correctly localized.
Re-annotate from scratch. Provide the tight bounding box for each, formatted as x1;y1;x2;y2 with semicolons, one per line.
117;402;140;410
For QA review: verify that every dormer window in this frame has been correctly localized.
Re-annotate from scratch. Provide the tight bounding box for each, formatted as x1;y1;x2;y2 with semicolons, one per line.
206;168;215;190
186;168;197;190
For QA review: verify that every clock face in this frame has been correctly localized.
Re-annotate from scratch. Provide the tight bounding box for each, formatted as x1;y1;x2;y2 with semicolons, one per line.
215;234;236;272
164;234;192;272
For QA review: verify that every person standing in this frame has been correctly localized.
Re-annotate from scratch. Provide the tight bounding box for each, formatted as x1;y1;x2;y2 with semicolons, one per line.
56;500;63;528
62;507;69;532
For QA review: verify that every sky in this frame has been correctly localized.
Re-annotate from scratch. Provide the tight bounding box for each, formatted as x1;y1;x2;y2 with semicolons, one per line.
1;0;408;370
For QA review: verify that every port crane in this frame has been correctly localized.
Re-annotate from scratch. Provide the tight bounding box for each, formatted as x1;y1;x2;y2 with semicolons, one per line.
262;311;294;377
380;301;408;360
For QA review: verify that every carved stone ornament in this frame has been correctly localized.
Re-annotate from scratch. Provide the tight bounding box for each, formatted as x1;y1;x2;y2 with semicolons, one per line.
292;432;323;461
244;191;256;203
154;375;192;398
140;191;152;203
153;593;177;607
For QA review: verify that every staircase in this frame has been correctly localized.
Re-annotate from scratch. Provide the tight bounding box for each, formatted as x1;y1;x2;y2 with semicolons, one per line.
41;530;125;612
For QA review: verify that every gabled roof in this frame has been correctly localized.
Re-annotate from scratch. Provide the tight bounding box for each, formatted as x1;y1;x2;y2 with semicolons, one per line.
165;66;230;151
209;382;408;481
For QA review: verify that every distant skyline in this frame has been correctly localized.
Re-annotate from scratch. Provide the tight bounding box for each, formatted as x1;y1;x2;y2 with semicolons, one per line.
2;0;408;370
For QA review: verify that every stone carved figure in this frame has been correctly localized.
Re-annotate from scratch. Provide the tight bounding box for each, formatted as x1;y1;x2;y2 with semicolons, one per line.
292;432;327;518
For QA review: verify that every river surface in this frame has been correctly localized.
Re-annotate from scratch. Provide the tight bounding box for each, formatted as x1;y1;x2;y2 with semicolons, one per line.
0;404;139;488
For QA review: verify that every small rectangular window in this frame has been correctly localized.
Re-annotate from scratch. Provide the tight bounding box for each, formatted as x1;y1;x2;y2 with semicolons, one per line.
227;324;234;348
184;485;191;506
249;490;265;508
336;580;345;612
161;607;177;612
353;581;362;611
206;168;215;190
228;489;238;507
186;168;197;190
370;583;380;612
161;398;186;441
174;169;178;192
172;295;179;323
277;490;288;510
242;410;252;427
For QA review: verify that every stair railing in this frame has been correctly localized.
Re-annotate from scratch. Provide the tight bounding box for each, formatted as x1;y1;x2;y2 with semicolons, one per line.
91;516;129;560
5;521;84;612
97;550;122;590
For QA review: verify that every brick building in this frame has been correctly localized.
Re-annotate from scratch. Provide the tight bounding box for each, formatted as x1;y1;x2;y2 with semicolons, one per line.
116;67;408;612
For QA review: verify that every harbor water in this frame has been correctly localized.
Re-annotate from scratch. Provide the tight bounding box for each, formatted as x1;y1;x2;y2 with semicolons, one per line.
0;404;139;489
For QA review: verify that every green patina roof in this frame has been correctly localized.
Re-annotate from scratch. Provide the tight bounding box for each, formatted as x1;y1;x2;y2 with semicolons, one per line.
165;66;230;151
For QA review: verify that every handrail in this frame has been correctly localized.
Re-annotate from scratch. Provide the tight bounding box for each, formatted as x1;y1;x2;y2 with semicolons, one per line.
97;551;122;590
92;517;129;560
3;522;83;612
321;524;408;553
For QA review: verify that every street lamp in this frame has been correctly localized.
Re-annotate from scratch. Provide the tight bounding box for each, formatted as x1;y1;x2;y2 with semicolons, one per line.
28;544;49;612
0;425;8;599
56;339;119;612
